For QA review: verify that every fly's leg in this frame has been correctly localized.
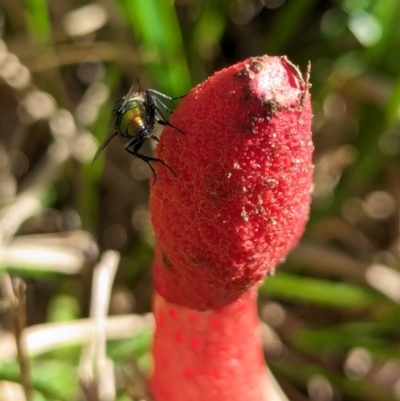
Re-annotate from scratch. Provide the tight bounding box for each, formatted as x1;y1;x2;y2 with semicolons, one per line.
152;97;173;113
155;118;186;135
153;103;186;135
125;140;176;183
146;91;186;135
124;138;156;176
147;89;187;102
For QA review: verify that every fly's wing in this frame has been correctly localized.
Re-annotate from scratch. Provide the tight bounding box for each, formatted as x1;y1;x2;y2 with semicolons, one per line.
91;79;142;164
91;127;119;164
122;78;141;107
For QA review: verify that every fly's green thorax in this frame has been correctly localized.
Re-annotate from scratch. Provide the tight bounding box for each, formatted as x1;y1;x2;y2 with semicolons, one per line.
92;81;184;177
117;100;147;137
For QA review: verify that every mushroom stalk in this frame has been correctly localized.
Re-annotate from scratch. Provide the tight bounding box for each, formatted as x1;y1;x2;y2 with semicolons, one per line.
152;288;267;401
150;55;313;401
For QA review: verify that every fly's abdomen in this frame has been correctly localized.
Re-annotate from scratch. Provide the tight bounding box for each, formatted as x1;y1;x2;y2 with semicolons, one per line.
117;100;147;137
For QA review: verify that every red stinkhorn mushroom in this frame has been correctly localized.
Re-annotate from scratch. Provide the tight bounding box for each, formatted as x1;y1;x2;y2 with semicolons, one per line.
150;55;313;401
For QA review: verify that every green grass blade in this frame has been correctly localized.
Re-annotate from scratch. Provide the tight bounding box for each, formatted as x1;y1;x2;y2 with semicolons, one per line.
118;0;190;94
271;361;398;401
366;0;400;66
22;0;52;43
266;0;319;53
260;272;385;308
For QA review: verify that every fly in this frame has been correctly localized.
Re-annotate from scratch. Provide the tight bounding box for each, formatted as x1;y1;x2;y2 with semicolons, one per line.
92;79;185;180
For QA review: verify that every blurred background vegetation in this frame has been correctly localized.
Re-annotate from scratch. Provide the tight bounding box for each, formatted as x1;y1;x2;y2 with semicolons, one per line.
1;0;400;400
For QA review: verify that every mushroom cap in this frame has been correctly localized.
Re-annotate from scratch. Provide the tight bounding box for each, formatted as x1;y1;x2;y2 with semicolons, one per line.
150;56;313;310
